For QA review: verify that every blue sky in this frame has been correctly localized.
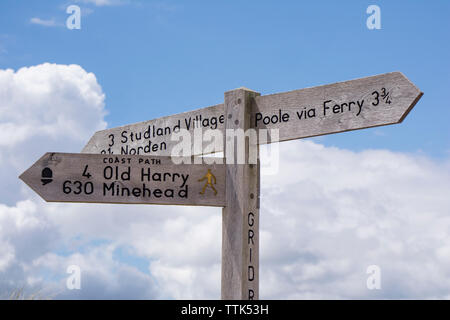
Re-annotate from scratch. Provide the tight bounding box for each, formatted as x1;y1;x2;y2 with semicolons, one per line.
1;1;450;300
1;0;449;157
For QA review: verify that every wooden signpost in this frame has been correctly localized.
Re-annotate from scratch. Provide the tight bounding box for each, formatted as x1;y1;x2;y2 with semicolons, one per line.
20;72;423;300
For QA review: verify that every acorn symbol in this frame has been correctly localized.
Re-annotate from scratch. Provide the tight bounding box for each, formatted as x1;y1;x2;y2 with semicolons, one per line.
41;167;53;185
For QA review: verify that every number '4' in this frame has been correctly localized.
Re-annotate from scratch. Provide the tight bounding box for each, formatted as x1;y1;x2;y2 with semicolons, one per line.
82;165;92;179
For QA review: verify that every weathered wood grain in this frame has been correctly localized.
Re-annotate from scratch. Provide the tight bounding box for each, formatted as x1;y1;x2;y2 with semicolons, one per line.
19;153;225;207
82;103;225;156
82;72;422;156
221;88;260;300
252;71;423;141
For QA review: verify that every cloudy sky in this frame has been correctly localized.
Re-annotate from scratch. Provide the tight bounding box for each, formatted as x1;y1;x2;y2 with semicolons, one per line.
0;1;449;299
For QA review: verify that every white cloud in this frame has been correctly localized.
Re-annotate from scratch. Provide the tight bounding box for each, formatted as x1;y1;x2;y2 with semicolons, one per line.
0;63;106;205
32;243;160;299
38;202;222;299
30;18;59;27
75;0;128;7
1;63;450;299
258;141;450;299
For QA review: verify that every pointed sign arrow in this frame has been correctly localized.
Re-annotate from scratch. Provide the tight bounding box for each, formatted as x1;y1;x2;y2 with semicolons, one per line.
82;72;422;156
252;71;423;141
19;153;226;207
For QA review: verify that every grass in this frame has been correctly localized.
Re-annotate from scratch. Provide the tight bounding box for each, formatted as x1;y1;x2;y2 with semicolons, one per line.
3;287;52;300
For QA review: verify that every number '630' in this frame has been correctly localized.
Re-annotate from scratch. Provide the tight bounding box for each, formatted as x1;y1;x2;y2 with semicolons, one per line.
63;180;94;195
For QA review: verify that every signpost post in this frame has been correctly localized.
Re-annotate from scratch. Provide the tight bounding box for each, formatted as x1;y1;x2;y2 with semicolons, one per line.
21;71;423;300
221;88;261;300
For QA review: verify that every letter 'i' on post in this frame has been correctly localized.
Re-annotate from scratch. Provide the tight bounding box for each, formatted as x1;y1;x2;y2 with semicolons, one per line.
222;88;261;300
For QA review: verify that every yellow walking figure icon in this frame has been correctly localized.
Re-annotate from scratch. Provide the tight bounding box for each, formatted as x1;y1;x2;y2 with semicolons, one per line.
198;169;218;196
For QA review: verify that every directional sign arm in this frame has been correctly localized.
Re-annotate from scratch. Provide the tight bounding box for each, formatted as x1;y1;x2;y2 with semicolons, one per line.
82;103;225;156
20;153;226;207
252;71;423;142
81;72;423;156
